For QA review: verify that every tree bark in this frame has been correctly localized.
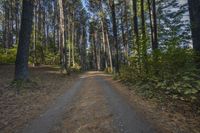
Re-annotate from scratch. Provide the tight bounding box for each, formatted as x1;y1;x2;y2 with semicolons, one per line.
101;19;108;69
58;0;66;72
124;0;129;61
109;0;119;73
105;25;113;72
148;0;154;50
72;19;75;67
93;31;98;70
15;0;34;81
141;0;148;73
188;0;200;52
132;0;139;40
152;0;158;50
68;16;71;67
132;0;141;72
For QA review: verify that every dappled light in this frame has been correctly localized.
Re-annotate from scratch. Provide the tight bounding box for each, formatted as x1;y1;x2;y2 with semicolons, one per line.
80;71;112;79
0;0;200;133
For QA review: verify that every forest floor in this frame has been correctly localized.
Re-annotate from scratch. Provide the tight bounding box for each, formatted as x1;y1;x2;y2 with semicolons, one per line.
0;65;79;133
0;65;200;133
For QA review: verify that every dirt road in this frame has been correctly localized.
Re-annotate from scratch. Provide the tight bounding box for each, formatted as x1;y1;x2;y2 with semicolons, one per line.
21;72;158;133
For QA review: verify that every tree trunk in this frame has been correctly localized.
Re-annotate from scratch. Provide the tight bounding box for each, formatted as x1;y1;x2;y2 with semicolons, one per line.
58;0;66;72
15;0;20;44
101;19;108;69
141;0;146;37
109;0;119;73
93;32;98;70
105;26;113;72
152;0;158;50
132;0;139;40
124;0;129;62
148;0;154;50
72;21;75;67
132;0;141;72
68;16;71;67
188;0;200;52
121;13;126;64
33;4;37;67
141;0;148;73
15;0;34;81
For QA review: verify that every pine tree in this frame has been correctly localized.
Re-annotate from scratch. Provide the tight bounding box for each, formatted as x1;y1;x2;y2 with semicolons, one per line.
15;0;34;81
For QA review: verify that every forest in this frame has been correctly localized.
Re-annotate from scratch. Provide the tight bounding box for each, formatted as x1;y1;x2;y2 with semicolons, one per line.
0;0;200;133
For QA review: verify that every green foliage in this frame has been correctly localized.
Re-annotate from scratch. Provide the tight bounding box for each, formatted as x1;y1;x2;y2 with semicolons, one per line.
29;43;60;65
70;63;82;73
0;47;17;64
120;47;200;102
44;52;60;65
104;67;113;74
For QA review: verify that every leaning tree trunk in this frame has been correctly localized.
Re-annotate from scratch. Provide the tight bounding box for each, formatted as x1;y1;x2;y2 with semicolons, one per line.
105;26;113;72
15;0;34;81
188;0;200;53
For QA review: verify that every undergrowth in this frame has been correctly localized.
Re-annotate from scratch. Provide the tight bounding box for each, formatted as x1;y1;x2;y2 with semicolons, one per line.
119;48;200;113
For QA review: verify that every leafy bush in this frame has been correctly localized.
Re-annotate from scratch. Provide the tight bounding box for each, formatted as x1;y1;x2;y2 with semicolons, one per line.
70;63;82;73
0;47;17;64
104;67;113;74
29;44;60;65
44;52;60;65
120;47;200;102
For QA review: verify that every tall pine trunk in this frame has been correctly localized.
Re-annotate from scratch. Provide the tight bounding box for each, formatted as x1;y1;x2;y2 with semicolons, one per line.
105;25;113;72
132;0;141;72
141;0;148;73
110;0;119;73
15;0;34;81
152;0;158;50
147;0;154;49
58;0;66;72
101;19;108;69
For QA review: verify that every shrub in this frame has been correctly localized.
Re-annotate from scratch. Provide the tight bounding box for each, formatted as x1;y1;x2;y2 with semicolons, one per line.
104;67;113;74
70;63;82;73
0;47;17;64
119;47;200;102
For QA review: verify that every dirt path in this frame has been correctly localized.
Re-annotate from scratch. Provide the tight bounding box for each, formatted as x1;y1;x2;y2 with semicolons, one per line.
97;77;157;133
21;79;84;133
0;65;79;133
20;71;159;133
51;73;118;133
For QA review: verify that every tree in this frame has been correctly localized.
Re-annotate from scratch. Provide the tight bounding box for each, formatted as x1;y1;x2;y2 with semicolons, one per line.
132;0;141;72
157;0;190;48
58;0;67;72
152;0;158;50
188;0;200;52
132;0;139;42
15;0;34;81
109;0;119;73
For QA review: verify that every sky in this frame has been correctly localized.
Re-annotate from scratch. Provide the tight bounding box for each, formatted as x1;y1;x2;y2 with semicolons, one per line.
81;0;93;16
179;0;187;4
